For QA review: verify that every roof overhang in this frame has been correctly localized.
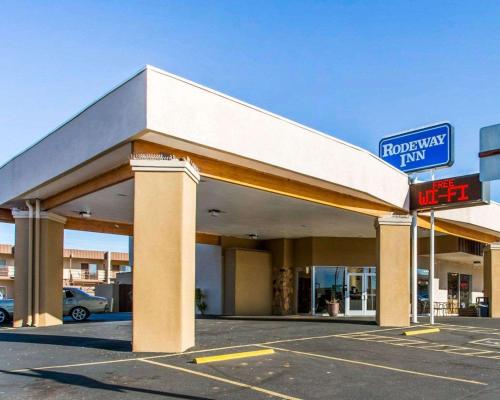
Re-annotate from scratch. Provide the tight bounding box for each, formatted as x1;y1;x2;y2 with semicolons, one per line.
0;66;498;242
0;66;409;211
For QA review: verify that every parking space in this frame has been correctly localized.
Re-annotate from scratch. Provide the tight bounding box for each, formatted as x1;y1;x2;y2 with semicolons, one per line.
1;316;500;399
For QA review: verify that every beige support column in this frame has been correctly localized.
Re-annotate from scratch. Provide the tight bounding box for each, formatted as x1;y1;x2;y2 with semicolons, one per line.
13;210;66;327
375;215;412;327
131;156;199;353
484;243;500;318
13;212;31;327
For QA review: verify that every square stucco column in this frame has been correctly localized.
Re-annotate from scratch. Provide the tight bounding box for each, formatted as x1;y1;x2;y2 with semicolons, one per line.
131;156;200;353
375;215;412;327
484;243;500;318
13;210;66;327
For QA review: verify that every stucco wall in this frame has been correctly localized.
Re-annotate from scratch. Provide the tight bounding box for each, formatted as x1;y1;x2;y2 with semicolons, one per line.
294;237;376;267
146;67;409;209
224;249;272;315
0;70;147;204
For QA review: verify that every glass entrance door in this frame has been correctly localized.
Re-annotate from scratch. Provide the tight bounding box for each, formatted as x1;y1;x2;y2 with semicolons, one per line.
345;271;376;316
365;273;376;314
346;273;363;315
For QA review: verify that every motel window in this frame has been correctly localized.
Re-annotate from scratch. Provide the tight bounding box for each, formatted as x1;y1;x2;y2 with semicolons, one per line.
89;264;97;274
0;259;6;267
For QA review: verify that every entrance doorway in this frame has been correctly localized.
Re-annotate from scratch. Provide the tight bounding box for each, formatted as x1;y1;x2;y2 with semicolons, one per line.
345;269;376;316
448;272;472;312
297;269;311;314
295;266;376;317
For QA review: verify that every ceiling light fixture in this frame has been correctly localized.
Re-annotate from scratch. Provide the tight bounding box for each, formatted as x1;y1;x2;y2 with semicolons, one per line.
248;233;259;240
79;210;92;219
208;209;222;217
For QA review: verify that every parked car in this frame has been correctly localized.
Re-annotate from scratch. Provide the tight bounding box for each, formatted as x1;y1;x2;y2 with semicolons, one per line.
63;287;110;321
0;287;109;324
0;299;13;324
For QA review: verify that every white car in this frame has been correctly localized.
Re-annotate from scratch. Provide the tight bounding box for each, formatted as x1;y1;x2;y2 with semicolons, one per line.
0;288;109;324
63;287;109;321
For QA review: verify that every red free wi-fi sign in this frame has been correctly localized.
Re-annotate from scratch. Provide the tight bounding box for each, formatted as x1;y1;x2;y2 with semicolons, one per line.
409;174;489;211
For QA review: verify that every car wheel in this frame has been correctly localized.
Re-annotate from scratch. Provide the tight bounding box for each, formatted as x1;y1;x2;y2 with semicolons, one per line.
0;309;8;324
70;307;89;321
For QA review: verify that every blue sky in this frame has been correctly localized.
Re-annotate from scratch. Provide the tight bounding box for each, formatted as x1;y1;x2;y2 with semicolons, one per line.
1;0;499;251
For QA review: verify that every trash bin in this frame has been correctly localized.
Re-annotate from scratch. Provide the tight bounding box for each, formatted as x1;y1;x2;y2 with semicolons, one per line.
476;297;489;317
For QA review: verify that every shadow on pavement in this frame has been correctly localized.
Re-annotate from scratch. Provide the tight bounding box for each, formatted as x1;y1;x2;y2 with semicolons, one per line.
63;312;133;324
0;332;132;352
215;315;377;325
0;369;213;399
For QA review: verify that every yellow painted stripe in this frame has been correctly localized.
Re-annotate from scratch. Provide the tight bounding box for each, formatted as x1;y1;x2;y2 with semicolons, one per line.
403;328;440;336
139;359;301;400
193;348;274;364
260;345;487;386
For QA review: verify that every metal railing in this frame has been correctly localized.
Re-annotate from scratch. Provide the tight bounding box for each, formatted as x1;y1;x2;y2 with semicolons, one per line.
66;269;106;281
0;266;15;278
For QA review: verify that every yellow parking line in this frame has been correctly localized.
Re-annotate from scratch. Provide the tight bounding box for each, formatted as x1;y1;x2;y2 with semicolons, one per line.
481;354;500;359
335;326;415;337
336;330;500;360
260;345;487;386
464;351;495;356
8;343;262;373
193;349;274;364
0;325;439;374
139;358;301;400
391;340;426;346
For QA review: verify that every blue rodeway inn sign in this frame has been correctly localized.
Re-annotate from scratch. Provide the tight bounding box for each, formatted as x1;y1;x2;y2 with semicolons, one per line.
379;123;454;173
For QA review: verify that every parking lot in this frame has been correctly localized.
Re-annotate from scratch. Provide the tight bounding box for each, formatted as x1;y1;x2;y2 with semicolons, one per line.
1;315;500;399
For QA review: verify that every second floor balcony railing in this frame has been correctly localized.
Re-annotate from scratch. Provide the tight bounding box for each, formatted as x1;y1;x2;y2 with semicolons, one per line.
65;269;107;281
0;266;15;278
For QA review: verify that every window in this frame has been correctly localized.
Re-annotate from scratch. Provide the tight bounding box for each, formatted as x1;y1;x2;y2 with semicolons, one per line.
0;259;6;267
0;286;6;299
448;272;472;309
64;289;74;299
89;264;97;275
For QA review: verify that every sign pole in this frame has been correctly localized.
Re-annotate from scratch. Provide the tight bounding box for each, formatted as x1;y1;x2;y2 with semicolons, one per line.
410;174;418;324
411;208;418;324
429;169;435;325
